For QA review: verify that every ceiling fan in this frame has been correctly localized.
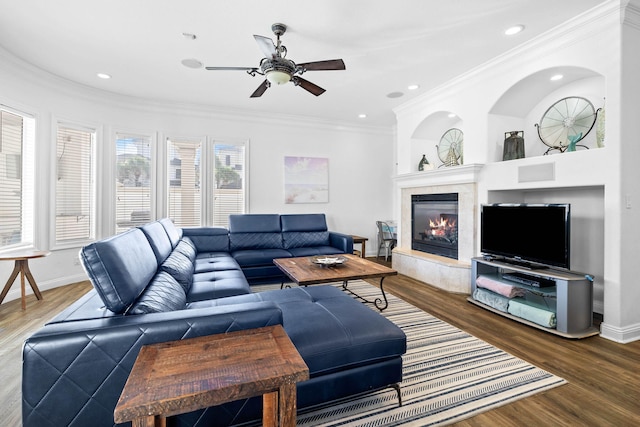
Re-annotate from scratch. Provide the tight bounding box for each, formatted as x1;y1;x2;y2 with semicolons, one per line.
205;23;345;98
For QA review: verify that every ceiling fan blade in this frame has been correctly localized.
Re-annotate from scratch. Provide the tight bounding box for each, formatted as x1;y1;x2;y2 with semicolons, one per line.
293;77;326;96
205;66;258;72
253;35;277;58
250;80;269;98
297;59;346;71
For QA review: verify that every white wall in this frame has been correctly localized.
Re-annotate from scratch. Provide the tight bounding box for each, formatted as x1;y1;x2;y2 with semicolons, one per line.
393;1;640;342
0;47;395;303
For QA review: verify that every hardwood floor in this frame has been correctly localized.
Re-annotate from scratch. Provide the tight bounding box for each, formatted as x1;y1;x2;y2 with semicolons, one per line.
2;262;639;426
369;257;640;426
0;281;93;426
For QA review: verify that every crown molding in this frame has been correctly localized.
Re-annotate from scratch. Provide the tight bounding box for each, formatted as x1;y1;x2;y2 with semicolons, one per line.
0;46;392;137
394;0;621;117
622;0;640;30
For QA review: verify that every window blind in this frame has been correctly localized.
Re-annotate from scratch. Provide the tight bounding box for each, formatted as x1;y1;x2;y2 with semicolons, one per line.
55;124;95;243
0;110;24;248
212;142;245;228
167;138;201;227
116;134;152;233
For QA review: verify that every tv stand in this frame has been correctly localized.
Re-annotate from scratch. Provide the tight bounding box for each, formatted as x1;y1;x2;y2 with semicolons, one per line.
485;256;548;270
469;257;599;339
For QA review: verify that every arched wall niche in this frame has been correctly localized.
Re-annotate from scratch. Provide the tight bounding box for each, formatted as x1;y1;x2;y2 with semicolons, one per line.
410;111;463;170
488;65;605;162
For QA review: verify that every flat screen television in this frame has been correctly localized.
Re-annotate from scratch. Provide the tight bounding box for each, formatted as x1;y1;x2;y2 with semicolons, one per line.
480;203;570;270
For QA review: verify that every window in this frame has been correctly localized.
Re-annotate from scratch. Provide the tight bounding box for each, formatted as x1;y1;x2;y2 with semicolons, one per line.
0;107;34;249
55;124;95;244
116;133;152;233
212;141;246;228
167;138;201;227
165;138;246;228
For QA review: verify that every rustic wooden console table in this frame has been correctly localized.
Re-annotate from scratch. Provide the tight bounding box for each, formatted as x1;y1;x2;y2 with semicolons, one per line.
114;325;309;427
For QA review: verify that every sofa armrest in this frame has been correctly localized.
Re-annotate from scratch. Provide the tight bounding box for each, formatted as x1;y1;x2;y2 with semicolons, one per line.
329;231;354;254
22;302;282;427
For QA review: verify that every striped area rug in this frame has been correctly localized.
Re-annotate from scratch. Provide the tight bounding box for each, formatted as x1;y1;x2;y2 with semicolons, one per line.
255;280;566;426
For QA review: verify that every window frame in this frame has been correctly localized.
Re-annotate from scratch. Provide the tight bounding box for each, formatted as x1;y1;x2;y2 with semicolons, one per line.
208;138;249;228
50;119;98;249
114;130;156;234
0;104;35;252
161;135;249;228
164;135;205;227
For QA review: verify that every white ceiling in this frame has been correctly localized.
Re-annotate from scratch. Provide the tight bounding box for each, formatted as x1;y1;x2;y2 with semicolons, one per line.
0;0;606;128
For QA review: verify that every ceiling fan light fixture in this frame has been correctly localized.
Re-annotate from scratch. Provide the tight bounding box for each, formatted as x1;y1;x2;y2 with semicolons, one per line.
266;70;291;85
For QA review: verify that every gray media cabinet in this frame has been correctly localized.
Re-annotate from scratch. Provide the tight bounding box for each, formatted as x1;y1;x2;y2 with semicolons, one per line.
469;257;599;339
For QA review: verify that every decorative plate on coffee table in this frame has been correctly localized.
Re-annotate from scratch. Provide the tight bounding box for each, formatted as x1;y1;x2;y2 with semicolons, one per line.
311;256;347;267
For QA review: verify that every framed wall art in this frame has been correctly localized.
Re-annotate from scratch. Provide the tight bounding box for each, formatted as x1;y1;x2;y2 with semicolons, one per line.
284;156;329;204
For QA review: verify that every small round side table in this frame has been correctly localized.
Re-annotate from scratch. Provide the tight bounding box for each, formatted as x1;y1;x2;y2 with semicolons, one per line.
0;249;51;310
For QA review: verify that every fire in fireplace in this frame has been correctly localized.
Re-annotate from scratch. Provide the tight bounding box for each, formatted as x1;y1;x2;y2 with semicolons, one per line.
411;193;458;259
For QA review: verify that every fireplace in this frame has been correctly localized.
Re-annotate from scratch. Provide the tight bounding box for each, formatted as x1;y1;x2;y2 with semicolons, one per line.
411;193;458;259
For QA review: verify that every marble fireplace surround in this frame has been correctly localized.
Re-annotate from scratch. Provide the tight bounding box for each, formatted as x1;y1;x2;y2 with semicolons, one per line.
392;165;481;294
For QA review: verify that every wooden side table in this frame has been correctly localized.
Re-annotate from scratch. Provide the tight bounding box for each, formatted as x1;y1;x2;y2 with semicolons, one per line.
351;235;368;258
0;249;50;310
114;325;309;427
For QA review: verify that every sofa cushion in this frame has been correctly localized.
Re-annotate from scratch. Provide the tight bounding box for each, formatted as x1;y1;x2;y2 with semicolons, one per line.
208;286;407;376
182;227;230;252
282;231;330;249
139;221;173;264
229;214;284;250
194;252;242;273
229;214;282;233
230;232;283;250
175;237;197;262
280;214;328;232
79;228;158;314
189;269;251;301
159;218;182;248
159;250;195;292
128;271;187;314
231;248;292;268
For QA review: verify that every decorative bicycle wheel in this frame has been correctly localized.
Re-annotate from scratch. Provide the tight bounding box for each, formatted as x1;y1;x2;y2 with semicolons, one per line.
535;96;597;152
437;128;463;166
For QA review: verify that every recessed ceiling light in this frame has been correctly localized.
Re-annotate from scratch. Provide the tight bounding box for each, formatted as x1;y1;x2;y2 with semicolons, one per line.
550;74;564;81
504;25;525;36
181;58;203;69
387;92;404;99
97;73;111;79
358;114;367;119
407;84;420;90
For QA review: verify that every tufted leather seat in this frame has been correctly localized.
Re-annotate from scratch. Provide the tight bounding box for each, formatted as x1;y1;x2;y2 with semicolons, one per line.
22;216;404;427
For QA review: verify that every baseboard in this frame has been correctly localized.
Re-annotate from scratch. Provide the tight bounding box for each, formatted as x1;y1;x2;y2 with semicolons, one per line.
0;274;89;304
599;321;640;343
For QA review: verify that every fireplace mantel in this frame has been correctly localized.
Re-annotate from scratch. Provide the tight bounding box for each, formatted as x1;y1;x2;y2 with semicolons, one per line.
393;164;483;188
393;164;481;294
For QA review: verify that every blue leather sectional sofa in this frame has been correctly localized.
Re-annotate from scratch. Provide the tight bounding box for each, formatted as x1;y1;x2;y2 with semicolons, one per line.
22;214;407;427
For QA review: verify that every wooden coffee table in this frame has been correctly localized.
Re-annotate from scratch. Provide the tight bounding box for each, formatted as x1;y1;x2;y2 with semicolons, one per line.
114;325;309;427
273;254;397;311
